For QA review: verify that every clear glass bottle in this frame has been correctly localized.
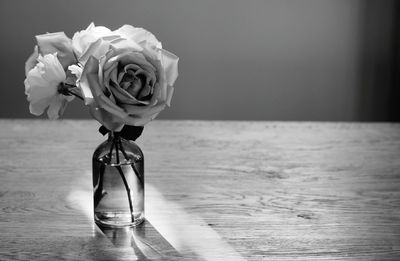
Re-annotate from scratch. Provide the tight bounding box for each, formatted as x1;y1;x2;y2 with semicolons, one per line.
92;132;144;227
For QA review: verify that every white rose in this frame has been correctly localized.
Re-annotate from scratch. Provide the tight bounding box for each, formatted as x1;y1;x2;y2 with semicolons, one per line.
72;23;112;63
24;53;73;119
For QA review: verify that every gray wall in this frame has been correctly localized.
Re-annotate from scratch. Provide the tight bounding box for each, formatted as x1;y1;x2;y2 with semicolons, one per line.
0;0;397;121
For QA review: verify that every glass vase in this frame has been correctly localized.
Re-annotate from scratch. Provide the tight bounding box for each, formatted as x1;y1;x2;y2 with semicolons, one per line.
92;132;144;227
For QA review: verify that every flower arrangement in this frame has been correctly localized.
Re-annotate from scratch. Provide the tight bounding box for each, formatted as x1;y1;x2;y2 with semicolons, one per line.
24;22;179;136
24;23;179;227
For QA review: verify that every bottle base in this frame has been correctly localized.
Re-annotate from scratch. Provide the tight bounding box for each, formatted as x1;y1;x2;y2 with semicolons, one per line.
94;211;144;227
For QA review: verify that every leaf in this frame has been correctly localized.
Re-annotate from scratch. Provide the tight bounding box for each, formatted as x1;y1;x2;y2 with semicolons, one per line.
99;125;144;141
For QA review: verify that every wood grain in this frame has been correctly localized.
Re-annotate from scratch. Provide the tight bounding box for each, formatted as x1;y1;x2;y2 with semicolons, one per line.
0;120;400;260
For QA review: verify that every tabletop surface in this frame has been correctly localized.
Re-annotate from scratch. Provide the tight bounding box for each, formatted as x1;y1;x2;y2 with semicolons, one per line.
1;119;400;260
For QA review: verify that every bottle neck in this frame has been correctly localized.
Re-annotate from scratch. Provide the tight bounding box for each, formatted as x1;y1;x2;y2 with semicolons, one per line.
107;131;120;141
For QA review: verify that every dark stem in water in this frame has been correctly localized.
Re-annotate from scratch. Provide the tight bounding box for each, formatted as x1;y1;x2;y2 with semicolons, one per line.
118;138;143;185
115;166;134;223
114;136;134;223
94;164;106;208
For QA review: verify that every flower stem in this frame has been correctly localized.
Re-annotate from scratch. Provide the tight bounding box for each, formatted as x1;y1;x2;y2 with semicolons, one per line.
114;136;134;223
58;82;84;101
115;138;120;163
108;138;115;164
66;90;84;101
118;138;143;185
93;164;106;208
115;165;134;223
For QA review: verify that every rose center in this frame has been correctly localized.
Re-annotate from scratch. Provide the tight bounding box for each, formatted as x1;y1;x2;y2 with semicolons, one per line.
119;70;152;101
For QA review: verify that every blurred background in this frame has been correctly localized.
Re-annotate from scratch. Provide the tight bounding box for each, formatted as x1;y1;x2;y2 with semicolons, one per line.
0;0;399;121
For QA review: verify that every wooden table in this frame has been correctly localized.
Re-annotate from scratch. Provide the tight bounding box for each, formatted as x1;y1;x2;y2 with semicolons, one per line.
1;120;400;260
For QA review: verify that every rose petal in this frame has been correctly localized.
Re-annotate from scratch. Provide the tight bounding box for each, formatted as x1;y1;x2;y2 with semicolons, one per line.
89;105;124;131
124;64;141;73
139;52;167;101
47;95;68;120
119;52;156;72
122;101;166;126
36;32;76;69
138;83;151;99
109;38;143;53
72;22;114;59
109;82;150;105
122;110;157;126
78;38;111;65
87;74;128;118
148;82;162;106
98;95;128;118
115;25;162;49
124;115;152;126
103;50;156;73
103;61;119;86
132;67;157;87
166;85;174;107
121;82;163;117
25;46;39;76
79;56;101;105
109;67;119;87
140;44;177;107
122;102;165;117
28;94;53;116
25;70;57;104
117;70;127;84
160;48;179;86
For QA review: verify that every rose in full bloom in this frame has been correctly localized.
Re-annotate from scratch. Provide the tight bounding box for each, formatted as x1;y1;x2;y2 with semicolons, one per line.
76;23;179;131
24;32;77;119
